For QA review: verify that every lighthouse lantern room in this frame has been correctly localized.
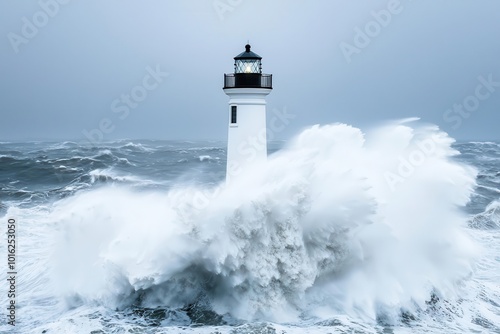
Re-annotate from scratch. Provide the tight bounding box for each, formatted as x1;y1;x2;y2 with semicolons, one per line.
223;44;272;181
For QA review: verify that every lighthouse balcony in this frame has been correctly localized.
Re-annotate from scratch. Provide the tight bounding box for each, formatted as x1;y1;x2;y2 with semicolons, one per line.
224;73;272;89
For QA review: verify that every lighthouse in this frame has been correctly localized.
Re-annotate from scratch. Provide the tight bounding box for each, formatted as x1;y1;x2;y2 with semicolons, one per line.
223;44;273;180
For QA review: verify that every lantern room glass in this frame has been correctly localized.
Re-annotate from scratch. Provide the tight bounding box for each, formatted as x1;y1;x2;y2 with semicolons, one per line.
235;59;262;74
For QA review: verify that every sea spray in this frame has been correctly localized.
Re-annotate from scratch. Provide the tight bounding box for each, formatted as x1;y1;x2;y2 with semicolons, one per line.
48;122;478;323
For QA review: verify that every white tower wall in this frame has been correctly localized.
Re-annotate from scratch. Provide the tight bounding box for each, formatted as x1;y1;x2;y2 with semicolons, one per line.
224;88;271;180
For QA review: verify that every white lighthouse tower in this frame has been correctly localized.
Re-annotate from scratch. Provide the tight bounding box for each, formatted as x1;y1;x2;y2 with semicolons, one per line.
223;44;272;181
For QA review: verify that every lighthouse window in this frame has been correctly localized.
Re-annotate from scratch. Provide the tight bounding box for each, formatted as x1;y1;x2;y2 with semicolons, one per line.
231;106;237;124
235;60;261;74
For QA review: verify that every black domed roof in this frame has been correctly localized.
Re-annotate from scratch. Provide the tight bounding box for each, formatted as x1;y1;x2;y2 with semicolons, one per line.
234;44;262;60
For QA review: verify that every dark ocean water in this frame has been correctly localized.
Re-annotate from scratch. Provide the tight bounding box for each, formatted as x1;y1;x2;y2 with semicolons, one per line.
0;140;228;208
0;129;499;333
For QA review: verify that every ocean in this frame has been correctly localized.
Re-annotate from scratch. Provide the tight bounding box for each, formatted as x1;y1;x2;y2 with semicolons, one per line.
0;123;499;333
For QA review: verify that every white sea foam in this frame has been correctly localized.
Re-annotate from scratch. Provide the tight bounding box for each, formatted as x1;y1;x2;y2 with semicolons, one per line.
48;141;79;150
94;149;114;157
199;155;220;162
88;168;154;186
121;142;155;152
3;122;498;334
48;123;479;322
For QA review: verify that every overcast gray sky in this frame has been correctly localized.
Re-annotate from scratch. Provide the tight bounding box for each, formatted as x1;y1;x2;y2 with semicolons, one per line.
1;0;499;142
